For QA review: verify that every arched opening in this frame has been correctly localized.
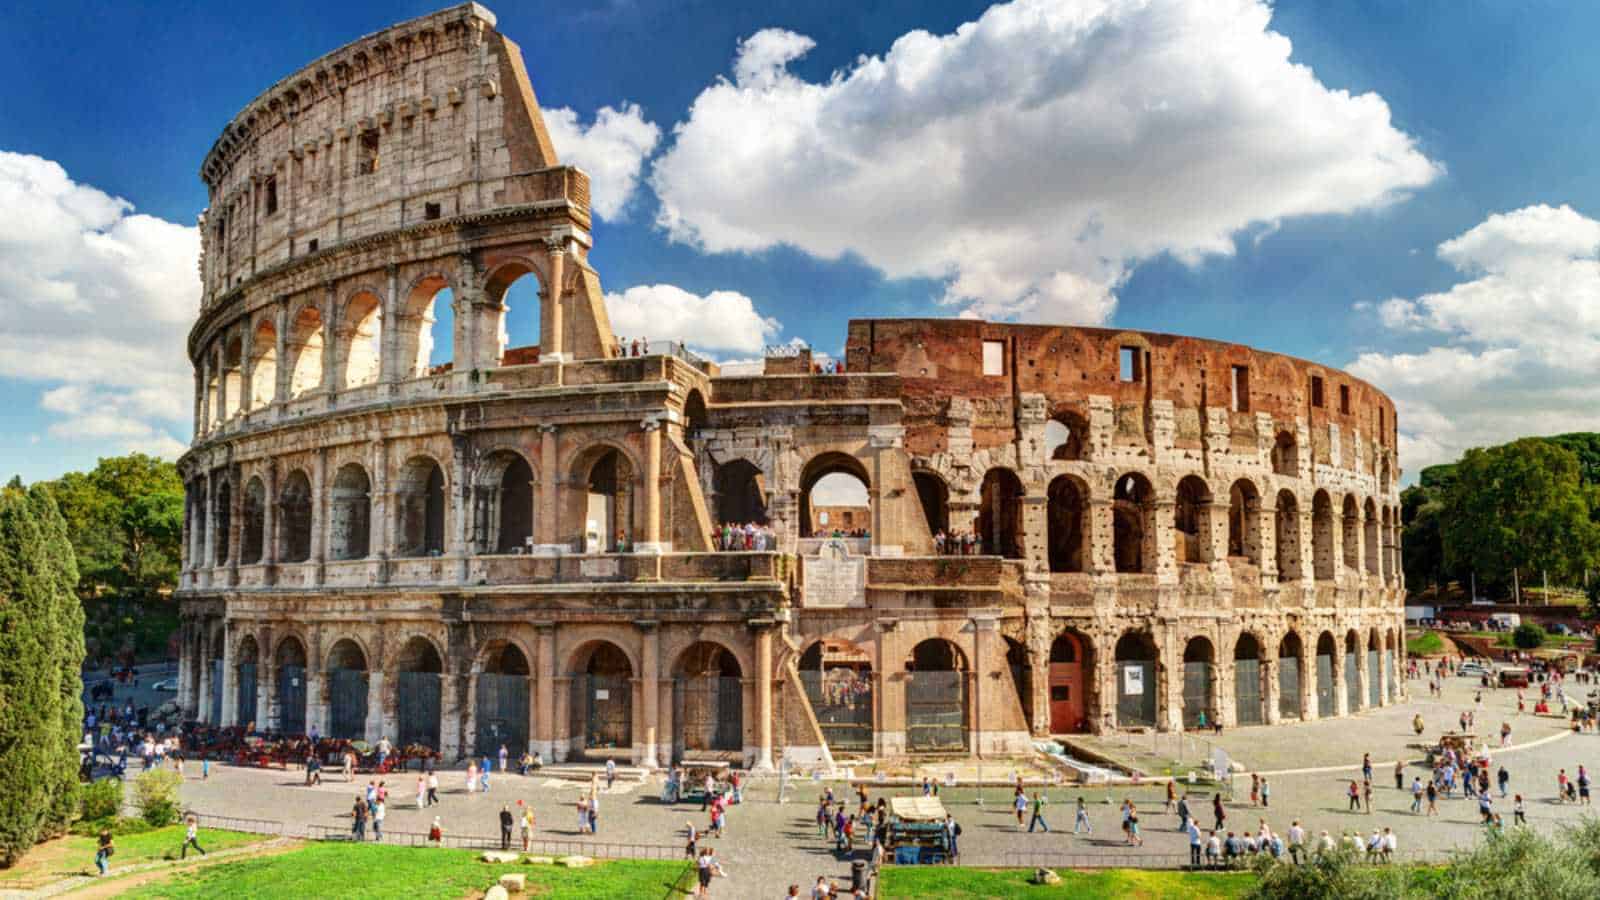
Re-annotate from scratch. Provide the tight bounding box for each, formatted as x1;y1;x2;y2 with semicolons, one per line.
1182;637;1215;729
1115;632;1158;728
274;637;308;735
1385;627;1399;702
241;477;265;565
584;448;635;551
338;291;383;389
235;635;260;729
1004;637;1032;733
682;390;709;456
189;485;206;567
1380;507;1393;580
329;463;371;561
798;640;873;754
278;470;313;563
474;451;534;553
1048;631;1090;733
1227;479;1261;564
1363;499;1380;576
569;641;633;757
220;336;243;419
1274;490;1301;582
1342;495;1360;572
1311;491;1336;580
214;480;232;565
978;468;1025;558
286;305;324;398
395;636;443;750
475;642;531;756
1174;475;1212;564
400;277;456;378
1315;632;1336;718
1345;631;1362;712
1271;431;1298;477
1044;411;1088;461
1047;475;1088;572
912;471;948;539
1367;630;1382;708
1277;631;1303;720
674;642;744;755
396;456;446;557
800;453;870;539
248;318;277;409
1234;634;1264;725
326;638;370;741
485;263;542;364
714;459;768;527
207;627;225;723
905;639;968;751
1113;472;1154;573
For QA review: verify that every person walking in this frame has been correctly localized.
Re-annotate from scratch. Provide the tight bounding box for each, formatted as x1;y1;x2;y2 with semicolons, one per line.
1347;780;1361;812
1497;766;1510;799
1027;792;1050;832
180;815;206;858
1013;788;1028;829
417;774;427;810
1126;802;1143;846
1426;780;1439;816
1514;794;1527;825
944;814;961;862
1176;793;1191;831
1260;777;1271;808
606;757;617;790
684;820;698;860
498;743;509;774
1579;765;1591;805
1213;792;1226;831
499;804;514;851
1074;796;1092;834
520;802;535;851
1363;779;1374;813
94;829;114;876
427;768;440;806
1362;753;1373;785
1249;773;1259;806
351;795;368;840
372;798;386;841
1410;777;1424;813
1288;820;1305;864
1394;760;1405;791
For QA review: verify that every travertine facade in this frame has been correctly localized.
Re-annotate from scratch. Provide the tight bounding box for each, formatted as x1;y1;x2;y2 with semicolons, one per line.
177;4;1406;768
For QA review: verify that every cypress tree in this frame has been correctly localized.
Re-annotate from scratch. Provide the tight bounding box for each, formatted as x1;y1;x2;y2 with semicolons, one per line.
0;491;63;865
29;486;84;838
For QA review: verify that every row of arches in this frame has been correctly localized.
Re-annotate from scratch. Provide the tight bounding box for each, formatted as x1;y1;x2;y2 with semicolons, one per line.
199;267;544;431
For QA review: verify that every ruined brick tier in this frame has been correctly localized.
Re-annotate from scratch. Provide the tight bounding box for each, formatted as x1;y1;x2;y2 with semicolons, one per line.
177;4;1407;767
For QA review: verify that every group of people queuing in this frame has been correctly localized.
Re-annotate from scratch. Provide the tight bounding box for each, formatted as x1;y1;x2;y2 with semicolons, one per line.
716;521;775;551
931;530;983;556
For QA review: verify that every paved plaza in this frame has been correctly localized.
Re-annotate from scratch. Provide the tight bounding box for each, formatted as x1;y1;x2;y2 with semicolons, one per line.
162;672;1600;896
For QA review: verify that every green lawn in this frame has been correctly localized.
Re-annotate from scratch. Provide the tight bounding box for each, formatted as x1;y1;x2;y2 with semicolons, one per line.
1406;631;1445;656
120;841;690;900
877;867;1254;900
0;826;265;891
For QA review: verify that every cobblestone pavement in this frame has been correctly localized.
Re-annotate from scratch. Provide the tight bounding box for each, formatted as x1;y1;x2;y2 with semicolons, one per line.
173;674;1600;897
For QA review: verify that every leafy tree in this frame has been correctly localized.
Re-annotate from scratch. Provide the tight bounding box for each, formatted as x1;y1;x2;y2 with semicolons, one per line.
45;453;183;601
25;486;84;839
1442;439;1600;597
0;491;67;865
1513;623;1547;649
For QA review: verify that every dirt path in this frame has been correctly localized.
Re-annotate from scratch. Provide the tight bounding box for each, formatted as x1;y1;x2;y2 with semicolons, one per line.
28;837;300;899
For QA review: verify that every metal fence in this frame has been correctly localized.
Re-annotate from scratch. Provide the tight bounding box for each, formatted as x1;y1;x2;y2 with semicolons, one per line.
189;811;286;836
304;824;680;859
1002;847;1468;870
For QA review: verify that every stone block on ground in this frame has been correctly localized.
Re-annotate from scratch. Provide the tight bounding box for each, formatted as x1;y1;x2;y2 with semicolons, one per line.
1032;867;1062;885
498;872;526;893
485;886;509;900
481;850;520;863
556;854;593;867
523;855;554;865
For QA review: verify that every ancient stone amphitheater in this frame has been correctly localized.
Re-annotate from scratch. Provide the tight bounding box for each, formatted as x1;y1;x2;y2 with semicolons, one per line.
176;3;1406;769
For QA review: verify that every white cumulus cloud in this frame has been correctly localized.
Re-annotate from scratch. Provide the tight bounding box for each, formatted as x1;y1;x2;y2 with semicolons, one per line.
1348;204;1600;473
0;151;196;458
651;0;1440;325
544;103;661;220
604;284;781;355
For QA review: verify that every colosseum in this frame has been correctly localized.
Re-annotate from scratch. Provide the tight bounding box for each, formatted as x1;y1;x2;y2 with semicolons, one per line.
175;3;1407;770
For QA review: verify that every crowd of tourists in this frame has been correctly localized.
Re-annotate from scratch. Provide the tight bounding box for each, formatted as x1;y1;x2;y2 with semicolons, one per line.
716;521;776;551
931;530;986;555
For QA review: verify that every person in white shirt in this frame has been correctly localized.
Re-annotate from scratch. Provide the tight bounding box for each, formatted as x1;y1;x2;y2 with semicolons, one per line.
1288;820;1306;864
1381;827;1397;860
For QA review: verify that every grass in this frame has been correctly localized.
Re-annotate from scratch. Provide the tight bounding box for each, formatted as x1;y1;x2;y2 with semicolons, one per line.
0;826;265;890
1406;631;1445;656
877;866;1254;899
118;841;689;900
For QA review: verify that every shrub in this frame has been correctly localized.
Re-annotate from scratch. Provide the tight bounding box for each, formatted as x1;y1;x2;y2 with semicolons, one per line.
79;778;122;822
132;769;183;827
1513;623;1547;649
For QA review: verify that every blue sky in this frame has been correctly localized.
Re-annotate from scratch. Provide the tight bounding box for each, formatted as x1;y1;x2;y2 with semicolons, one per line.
2;0;1598;483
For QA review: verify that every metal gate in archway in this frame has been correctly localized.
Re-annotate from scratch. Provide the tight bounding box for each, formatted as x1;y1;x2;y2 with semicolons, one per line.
1182;662;1211;729
1277;657;1301;719
328;668;369;740
1235;659;1263;725
209;659;223;723
1367;650;1382;708
571;675;631;751
906;671;967;751
676;677;743;752
1117;661;1157;728
236;663;258;727
800;670;873;753
1345;652;1361;711
397;671;441;750
1316;654;1334;717
277;665;306;735
475;673;530;756
1386;651;1397;701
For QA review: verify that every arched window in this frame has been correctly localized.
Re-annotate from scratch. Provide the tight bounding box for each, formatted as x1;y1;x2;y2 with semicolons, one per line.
338;291;383;389
1047;476;1087;572
674;642;744;753
475;642;531;755
241;477;265;564
978;468;1025;558
396;457;446;557
220;337;243;419
326;638;369;740
329;463;372;560
1274;490;1301;581
800;453;870;539
1342;495;1360;571
1227;479;1261;564
570;641;633;757
248;318;277;409
400;276;455;378
715;459;768;526
278;470;313;563
286;305;324;398
1363;499;1380;576
213;480;232;565
474;451;534;553
1311;490;1336;580
273;636;308;736
486;262;542;364
905;639;968;751
1174;475;1212;564
1113;473;1155;573
1271;431;1298;477
395;636;443;749
797;640;873;753
584;448;635;551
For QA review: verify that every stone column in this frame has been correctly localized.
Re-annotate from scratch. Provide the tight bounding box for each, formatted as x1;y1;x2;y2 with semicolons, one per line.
1333;645;1350;718
227;467;243;584
1354;639;1369;713
534;425;561;553
753;622;775;772
552;676;571;762
262;462;279;572
1263;654;1281;725
366;670;386;743
1376;638;1390;707
639;622;660;769
449;435;471;580
197;626;214;724
273;299;289;407
220;627;237;726
380;263;401;386
1152;499;1177;583
639;419;665;553
534;625;555;759
370;439;389;568
541;240;566;363
1299;643;1317;721
658;680;676;768
1024;608;1051;738
320;282;338;397
306;668;326;739
1255;498;1278;583
310;449;327;583
1088;499;1115;575
440;673;462;758
192;369;205;440
1297;509;1316;594
202;473;217;570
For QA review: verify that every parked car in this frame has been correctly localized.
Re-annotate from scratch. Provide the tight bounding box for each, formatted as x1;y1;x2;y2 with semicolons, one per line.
151;679;178;692
1459;661;1491;678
